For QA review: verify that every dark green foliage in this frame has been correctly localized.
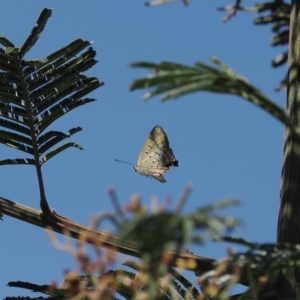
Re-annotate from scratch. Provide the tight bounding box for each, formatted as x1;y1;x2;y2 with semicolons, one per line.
255;1;290;68
198;237;300;299
7;280;71;300
6;263;200;300
0;8;104;168
7;281;50;293
254;1;290;90
4;296;49;300
4;2;299;300
130;58;297;133
219;236;300;283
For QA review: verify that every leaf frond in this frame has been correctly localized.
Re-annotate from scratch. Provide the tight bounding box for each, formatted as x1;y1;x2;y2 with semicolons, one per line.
36;97;96;134
0;158;35;165
0;36;15;48
130;58;295;132
0;136;33;154
0;12;103;170
19;8;53;58
0;119;30;135
38;127;82;155
40;142;83;165
0;51;18;73
0;129;31;145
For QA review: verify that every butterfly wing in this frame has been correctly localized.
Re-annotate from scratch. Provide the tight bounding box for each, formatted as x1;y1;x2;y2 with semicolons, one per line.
134;126;179;182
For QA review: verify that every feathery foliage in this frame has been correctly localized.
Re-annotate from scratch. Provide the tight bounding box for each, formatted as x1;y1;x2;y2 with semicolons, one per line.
0;8;104;211
254;1;290;91
3;2;299;300
0;8;103;167
255;1;290;67
130;58;297;135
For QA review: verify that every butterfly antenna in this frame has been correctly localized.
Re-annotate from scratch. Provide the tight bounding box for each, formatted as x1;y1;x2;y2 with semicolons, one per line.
114;159;134;167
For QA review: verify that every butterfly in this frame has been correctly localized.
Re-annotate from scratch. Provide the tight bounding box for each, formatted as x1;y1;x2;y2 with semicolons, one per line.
133;125;179;182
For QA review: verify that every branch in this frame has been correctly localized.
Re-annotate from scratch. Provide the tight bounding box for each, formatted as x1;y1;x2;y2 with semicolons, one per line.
0;196;215;274
217;0;257;23
145;0;190;6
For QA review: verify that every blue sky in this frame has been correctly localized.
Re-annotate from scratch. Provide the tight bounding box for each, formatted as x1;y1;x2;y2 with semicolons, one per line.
0;1;286;297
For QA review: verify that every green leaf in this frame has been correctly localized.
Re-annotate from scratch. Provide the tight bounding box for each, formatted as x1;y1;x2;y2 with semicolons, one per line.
40;142;83;165
0;158;35;165
0;119;30;135
130;58;297;133
38;127;82;155
0;130;31;145
0;51;18;73
0;11;104;168
0;137;33;154
19;8;53;58
36;97;97;134
0;36;15;48
7;280;69;298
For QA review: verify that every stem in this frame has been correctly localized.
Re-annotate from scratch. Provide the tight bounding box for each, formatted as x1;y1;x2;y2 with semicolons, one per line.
277;1;300;298
17;59;51;214
0;196;216;276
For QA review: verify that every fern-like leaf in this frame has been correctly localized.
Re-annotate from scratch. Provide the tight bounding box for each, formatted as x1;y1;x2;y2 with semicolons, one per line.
0;9;103;167
0;158;35;166
0;8;104;211
40;142;83;165
130;57;297;134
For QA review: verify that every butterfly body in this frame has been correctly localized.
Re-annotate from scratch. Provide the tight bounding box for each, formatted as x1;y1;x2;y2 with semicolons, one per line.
133;126;179;182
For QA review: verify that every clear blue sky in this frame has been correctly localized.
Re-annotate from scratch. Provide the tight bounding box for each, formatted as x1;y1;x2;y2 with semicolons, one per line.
0;1;285;297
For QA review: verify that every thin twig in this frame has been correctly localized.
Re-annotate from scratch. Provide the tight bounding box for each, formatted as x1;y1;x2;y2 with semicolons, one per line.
145;0;175;6
175;184;193;213
217;0;257;23
107;186;125;219
91;212;120;229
